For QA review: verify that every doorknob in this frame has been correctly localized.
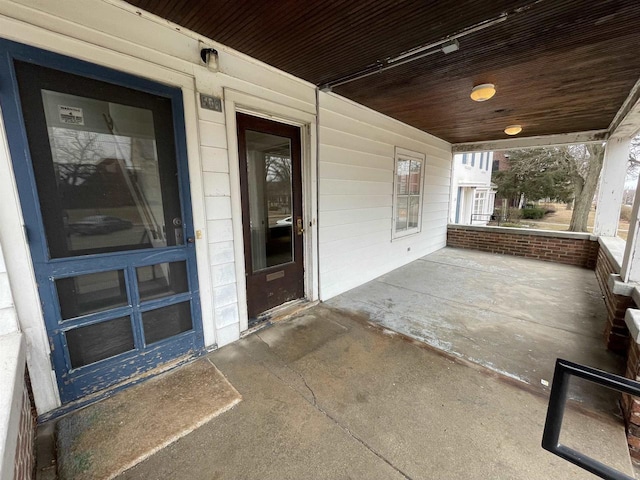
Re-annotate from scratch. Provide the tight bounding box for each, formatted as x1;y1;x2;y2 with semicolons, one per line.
296;217;304;236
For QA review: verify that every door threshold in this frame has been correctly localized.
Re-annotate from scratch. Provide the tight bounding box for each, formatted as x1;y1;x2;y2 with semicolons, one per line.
37;350;202;423
243;299;318;335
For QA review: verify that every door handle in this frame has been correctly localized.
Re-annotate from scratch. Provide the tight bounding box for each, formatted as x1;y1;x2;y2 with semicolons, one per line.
173;217;184;244
296;217;304;236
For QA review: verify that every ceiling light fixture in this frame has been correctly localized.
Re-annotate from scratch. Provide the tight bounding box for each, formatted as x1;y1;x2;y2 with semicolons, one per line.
504;125;523;135
470;83;496;102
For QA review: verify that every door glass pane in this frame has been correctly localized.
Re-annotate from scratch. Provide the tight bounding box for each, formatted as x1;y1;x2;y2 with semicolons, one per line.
137;261;188;302
142;302;192;345
66;316;134;368
245;130;293;271
56;270;128;320
40;89;180;257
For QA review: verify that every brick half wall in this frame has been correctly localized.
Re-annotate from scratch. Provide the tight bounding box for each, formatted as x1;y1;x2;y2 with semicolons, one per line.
595;243;634;354
447;225;599;268
13;383;35;480
623;340;640;461
0;334;35;480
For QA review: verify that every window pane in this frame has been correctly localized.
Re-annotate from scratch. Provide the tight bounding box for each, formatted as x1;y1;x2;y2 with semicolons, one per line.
137;262;188;302
409;160;422;194
473;192;486;215
397;159;410;195
408;196;420;228
40;89;179;257
394;150;424;238
396;195;409;231
245;131;294;272
142;302;192;345
56;270;128;320
66;316;134;368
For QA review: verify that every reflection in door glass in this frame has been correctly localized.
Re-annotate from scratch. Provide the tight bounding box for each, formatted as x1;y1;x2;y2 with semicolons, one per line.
41;90;180;257
245;131;293;271
56;270;128;320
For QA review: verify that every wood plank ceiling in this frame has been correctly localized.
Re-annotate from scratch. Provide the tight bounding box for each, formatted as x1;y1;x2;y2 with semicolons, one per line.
127;0;640;144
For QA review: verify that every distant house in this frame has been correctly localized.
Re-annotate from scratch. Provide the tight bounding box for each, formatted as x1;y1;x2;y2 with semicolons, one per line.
449;152;496;225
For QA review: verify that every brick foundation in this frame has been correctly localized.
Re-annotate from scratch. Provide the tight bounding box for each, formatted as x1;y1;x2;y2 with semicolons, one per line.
595;247;633;353
446;225;599;268
623;341;640;461
13;383;35;480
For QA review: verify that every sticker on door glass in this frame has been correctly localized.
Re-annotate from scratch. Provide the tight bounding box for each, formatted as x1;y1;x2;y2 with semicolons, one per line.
58;105;84;125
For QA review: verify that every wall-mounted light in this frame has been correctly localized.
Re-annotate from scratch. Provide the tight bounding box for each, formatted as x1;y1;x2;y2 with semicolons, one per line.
470;83;496;102
200;47;219;71
504;125;523;135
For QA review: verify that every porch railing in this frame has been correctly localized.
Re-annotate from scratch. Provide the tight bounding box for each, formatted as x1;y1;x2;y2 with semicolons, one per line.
542;359;637;480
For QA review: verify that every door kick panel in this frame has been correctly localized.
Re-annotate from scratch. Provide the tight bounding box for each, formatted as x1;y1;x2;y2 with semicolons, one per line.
266;271;285;282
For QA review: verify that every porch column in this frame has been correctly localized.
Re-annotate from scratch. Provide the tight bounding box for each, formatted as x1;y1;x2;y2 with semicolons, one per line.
593;137;632;237
622;175;640;283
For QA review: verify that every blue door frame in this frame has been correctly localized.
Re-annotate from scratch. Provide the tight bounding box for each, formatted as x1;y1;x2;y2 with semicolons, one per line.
0;39;204;405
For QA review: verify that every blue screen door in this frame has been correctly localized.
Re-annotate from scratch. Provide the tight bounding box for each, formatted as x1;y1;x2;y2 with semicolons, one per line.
0;41;203;405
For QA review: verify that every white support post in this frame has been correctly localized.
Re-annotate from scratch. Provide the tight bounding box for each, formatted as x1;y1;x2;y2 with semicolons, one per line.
593;137;632;237
621;172;640;283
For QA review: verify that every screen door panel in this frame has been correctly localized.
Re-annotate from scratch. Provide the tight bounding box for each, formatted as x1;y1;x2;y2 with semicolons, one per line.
2;47;203;404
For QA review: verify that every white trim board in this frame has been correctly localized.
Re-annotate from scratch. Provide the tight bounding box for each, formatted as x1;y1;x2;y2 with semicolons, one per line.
452;130;609;153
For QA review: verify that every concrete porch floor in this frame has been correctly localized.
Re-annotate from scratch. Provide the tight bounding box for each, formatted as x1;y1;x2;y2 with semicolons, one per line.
328;247;625;416
116;293;633;478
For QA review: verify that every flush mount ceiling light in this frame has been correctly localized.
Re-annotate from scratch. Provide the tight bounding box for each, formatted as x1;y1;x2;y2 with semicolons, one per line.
470;83;496;102
504;125;523;135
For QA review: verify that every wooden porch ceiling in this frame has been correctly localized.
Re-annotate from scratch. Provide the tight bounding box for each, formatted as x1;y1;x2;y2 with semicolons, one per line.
127;0;640;144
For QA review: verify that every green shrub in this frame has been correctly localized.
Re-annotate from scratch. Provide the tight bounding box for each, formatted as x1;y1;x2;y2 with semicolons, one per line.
507;208;522;221
521;207;546;219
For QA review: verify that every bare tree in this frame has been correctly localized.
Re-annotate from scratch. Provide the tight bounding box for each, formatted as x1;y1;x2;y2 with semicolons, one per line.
560;144;604;232
497;144;605;232
628;135;640;183
51;130;102;185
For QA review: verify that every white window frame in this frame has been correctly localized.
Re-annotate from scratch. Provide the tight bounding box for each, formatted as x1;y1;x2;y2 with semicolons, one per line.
392;147;426;239
473;190;487;216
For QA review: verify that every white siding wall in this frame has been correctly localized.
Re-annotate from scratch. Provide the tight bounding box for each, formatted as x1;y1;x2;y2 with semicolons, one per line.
453;152;493;185
318;93;452;299
0;0;452;413
450;152;494;223
199;105;240;348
